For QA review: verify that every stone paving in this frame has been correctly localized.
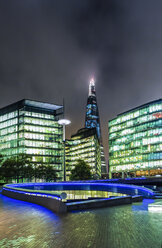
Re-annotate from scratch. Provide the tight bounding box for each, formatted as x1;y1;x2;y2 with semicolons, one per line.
0;192;162;248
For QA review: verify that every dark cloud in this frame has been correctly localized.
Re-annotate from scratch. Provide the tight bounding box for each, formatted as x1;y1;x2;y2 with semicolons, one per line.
0;0;162;162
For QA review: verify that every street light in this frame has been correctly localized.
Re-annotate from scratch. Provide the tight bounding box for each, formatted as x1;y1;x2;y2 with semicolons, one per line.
58;119;71;181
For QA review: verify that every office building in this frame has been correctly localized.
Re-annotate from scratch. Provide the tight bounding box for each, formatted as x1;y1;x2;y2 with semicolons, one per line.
109;99;162;178
66;128;101;181
0;99;64;180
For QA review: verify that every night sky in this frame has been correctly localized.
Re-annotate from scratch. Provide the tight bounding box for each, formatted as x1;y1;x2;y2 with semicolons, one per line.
1;1;162;162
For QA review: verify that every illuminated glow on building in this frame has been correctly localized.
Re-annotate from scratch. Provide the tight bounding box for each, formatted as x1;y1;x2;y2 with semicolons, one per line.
109;99;162;178
0;99;64;180
89;78;95;96
66;128;101;180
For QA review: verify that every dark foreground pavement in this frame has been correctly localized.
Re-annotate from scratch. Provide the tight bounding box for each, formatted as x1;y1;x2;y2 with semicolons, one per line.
0;192;161;248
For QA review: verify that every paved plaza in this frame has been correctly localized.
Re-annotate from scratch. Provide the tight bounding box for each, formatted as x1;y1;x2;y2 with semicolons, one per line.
0;191;161;248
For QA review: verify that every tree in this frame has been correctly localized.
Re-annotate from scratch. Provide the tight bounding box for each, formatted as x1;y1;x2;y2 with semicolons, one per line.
0;154;4;181
23;164;34;182
0;154;34;183
0;158;17;183
15;154;34;182
35;164;57;182
70;159;92;181
35;164;46;181
0;154;3;164
44;165;57;182
0;154;57;183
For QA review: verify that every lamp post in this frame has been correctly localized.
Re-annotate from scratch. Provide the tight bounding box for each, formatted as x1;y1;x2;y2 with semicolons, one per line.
58;119;71;181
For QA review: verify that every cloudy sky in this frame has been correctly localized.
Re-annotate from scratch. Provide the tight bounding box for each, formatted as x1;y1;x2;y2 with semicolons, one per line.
0;0;162;162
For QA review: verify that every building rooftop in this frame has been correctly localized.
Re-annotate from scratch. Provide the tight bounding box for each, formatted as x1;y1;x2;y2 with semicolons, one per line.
0;99;63;113
117;98;162;117
24;99;62;111
71;127;97;140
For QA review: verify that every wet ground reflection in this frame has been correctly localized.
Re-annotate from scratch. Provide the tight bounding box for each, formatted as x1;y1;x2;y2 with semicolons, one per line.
0;192;161;248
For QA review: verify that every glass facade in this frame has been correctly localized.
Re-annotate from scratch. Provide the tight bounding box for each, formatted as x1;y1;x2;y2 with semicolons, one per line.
66;128;101;181
0;99;64;180
85;78;101;140
109;99;162;178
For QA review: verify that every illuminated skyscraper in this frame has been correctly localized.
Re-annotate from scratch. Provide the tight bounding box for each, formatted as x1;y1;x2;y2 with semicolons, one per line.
85;78;101;140
85;78;107;175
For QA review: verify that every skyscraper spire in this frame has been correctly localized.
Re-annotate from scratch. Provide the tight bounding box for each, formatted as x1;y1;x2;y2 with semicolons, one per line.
89;78;95;96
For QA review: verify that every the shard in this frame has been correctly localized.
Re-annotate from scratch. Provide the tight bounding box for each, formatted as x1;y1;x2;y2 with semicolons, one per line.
85;78;107;175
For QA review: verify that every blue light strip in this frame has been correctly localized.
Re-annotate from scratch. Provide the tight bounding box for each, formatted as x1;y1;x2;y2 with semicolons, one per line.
4;181;155;196
3;187;61;201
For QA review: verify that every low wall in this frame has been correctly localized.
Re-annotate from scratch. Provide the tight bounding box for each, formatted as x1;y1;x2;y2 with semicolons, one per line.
6;182;155;198
132;195;143;202
66;196;132;211
2;181;152;214
2;188;67;214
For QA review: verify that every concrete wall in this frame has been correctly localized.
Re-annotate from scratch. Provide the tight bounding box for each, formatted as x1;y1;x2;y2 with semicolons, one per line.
2;188;67;214
67;196;132;211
